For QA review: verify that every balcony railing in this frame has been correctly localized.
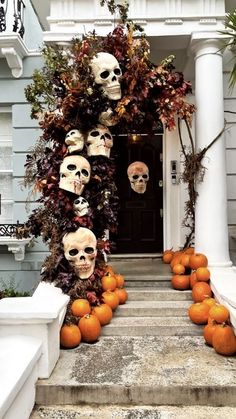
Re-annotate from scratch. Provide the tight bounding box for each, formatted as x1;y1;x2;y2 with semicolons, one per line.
0;0;25;38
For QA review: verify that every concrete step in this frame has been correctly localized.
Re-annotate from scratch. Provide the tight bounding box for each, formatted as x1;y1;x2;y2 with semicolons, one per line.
115;300;190;317
125;274;171;288
30;404;236;418
34;336;236;407
127;287;192;301
108;256;167;276
101;316;201;336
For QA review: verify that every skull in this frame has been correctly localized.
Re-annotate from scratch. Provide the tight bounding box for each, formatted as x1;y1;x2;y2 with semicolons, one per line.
87;124;113;158
63;227;97;279
127;161;149;194
73;196;89;217
59;155;91;195
90;52;122;100
65;129;84;153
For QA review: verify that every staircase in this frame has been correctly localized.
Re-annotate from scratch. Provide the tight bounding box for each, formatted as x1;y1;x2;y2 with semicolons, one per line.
30;257;236;419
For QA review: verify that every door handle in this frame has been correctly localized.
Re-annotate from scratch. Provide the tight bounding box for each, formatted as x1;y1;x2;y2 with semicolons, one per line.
158;180;163;187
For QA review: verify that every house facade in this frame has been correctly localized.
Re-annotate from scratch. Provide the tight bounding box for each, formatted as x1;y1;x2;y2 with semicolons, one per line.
0;0;236;293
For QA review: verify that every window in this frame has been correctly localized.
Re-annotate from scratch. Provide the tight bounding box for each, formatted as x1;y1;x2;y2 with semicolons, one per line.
0;110;13;224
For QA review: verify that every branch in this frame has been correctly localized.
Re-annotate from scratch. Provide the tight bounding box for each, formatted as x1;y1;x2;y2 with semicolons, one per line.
178;118;187;159
184;118;195;154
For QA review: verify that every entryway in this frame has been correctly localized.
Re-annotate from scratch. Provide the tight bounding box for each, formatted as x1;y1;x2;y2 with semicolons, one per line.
112;133;163;253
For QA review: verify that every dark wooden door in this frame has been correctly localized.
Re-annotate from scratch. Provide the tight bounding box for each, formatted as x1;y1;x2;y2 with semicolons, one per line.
112;134;163;253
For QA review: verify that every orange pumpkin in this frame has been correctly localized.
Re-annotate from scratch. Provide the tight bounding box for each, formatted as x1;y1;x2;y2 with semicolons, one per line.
202;297;216;309
101;274;117;291
189;271;198;289
184;247;195;255
78;314;101;343
91;303;113;326
208;304;230;324
115;274;125;288
203;319;218;346
102;290;119;310
104;265;115;275
188;302;210;325
60;324;81;348
172;263;185;275
192;281;212;302
212;324;236;356
170;254;182;270
162;251;174;264
171;274;190;290
195;267;210;282
114;288;128;304
189;253;208;270
71;299;91;317
180;253;191;268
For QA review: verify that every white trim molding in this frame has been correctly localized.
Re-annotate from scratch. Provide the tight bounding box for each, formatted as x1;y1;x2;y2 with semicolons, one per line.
0;237;31;261
0;33;30;78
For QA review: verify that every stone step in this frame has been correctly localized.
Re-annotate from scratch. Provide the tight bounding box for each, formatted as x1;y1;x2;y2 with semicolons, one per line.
34;336;236;408
125;274;171;288
101;316;201;336
114;300;190;317
126;287;192;301
30;404;236;418
108;256;167;276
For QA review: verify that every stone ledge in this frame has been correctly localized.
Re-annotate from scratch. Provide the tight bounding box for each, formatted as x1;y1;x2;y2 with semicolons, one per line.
0;237;31;261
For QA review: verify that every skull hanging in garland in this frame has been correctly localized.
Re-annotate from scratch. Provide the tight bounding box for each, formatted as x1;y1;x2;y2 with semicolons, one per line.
127;161;149;194
65;129;84;154
63;227;97;279
59;155;91;195
73;196;89;217
90;52;122;100
86;124;113;158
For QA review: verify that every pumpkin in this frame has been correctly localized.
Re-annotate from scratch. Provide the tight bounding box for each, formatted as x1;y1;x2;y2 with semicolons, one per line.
208;304;230;324
102;290;119;310
212;324;236;356
71;299;91;317
188;302;210;325
91;303;113;326
180;253;191;268
202;297;216;309
172;263;185;275
101;274;117;291
104;264;115;275
171;274;190;290
189;253;208;270
195;267;210;282
60;324;81;348
114;288;128;304
115;274;125;288
203;319;218;346
184;247;195;255
78;314;101;343
189;271;198;289
162;251;174;264
192;281;212;302
170;254;183;269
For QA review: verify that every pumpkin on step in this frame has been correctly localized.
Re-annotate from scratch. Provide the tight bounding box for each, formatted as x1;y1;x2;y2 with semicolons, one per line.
102;290;119;310
171;274;190;290
114;288;128;304
78;314;101;343
188;302;210;325
60;324;81;348
212;324;236;356
91;303;113;326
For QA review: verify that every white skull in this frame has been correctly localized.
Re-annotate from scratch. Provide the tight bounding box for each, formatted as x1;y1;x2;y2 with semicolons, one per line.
87;124;113;158
73;197;89;217
59;155;91;195
127;161;149;194
63;228;97;279
65;129;84;153
90;52;122;100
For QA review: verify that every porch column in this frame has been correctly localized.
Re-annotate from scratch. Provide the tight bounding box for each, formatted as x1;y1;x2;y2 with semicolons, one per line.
191;33;232;267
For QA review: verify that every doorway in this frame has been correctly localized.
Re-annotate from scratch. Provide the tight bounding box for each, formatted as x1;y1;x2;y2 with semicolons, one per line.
112;133;163;253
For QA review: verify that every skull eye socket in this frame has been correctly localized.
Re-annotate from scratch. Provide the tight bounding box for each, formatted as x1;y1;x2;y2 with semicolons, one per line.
105;133;112;139
69;249;79;256
67;130;76;137
67;164;77;171
114;68;121;76
100;70;110;79
142;174;148;179
74;198;81;205
85;246;94;254
133;175;139;180
81;169;89;177
61;174;66;178
90;130;100;137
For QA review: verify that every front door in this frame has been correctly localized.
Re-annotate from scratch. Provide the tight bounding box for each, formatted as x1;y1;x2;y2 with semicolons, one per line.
112;133;163;253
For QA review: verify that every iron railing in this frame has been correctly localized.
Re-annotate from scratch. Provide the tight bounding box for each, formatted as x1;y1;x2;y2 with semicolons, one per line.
0;0;25;38
0;222;26;238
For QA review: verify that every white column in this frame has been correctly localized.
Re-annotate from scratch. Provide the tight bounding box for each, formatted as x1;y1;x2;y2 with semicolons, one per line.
191;33;232;267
